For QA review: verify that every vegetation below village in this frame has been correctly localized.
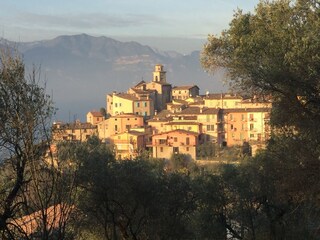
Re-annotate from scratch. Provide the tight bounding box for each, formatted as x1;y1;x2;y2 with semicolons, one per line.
1;0;320;239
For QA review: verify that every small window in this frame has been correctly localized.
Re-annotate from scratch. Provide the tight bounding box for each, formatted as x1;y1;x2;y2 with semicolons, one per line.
250;124;254;130
173;147;179;154
207;125;214;131
115;103;118;107
186;147;189;151
160;147;163;152
144;102;147;107
136;102;140;107
174;137;178;142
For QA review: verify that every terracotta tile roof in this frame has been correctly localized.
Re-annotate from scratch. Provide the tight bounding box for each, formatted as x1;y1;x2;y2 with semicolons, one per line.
222;108;271;113
172;99;188;105
177;107;220;115
148;82;171;86
111;113;143;118
53;122;97;130
116;93;139;101
172;85;199;90
173;116;197;120
88;111;103;117
147;118;170;123
164;121;201;126
155;110;171;118
11;204;74;237
128;130;147;136
111;130;146;138
203;93;243;100
133;80;146;88
188;101;205;105
129;88;155;95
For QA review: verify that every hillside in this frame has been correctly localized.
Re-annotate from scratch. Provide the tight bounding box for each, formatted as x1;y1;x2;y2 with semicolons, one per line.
1;34;227;121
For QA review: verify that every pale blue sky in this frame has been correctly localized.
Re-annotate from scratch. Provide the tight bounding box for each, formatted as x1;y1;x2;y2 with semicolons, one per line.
0;0;260;53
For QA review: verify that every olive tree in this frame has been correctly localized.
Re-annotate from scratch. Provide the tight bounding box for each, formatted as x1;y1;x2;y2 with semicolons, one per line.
0;48;70;239
201;0;320;238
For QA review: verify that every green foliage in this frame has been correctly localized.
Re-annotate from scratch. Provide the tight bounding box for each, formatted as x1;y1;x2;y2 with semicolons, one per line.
170;153;199;174
99;107;107;119
0;48;60;239
201;1;320;238
202;0;320;135
196;142;216;159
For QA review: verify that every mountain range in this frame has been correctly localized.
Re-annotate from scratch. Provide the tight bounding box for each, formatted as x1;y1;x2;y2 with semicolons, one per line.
1;34;227;121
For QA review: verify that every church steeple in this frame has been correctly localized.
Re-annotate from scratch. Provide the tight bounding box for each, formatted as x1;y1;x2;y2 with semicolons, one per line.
152;64;166;83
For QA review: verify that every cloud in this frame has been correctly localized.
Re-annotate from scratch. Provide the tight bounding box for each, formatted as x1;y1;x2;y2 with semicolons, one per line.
14;12;164;31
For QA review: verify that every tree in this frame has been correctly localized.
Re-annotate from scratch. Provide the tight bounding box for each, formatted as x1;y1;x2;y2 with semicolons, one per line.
201;0;320;131
0;49;76;239
201;0;320;238
0;48;53;237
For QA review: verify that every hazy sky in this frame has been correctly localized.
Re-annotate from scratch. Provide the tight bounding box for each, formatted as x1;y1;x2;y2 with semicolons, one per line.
1;0;260;53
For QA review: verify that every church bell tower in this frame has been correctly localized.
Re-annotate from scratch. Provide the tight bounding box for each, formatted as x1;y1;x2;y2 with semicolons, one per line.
152;64;166;83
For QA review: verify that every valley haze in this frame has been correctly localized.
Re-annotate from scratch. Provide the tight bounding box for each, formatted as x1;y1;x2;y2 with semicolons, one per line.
1;34;227;122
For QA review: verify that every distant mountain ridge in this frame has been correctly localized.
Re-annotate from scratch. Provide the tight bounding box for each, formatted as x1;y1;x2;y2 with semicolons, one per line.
0;34;226;121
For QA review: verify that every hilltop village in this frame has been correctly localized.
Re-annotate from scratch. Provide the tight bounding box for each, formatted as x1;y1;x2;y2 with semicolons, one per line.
52;64;272;160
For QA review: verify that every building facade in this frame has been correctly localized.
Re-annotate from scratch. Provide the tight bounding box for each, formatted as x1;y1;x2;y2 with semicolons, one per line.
52;121;97;142
86;111;104;125
151;130;198;160
97;114;144;142
111;130;146;160
172;85;199;100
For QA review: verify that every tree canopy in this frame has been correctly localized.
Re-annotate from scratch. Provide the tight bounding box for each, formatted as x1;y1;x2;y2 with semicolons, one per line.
202;0;320;130
201;1;320;238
